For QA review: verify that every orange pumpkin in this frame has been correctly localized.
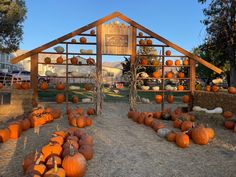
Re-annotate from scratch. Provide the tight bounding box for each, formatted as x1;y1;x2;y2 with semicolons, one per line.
55;94;65;104
205;85;211;92
84;83;93;91
78;145;94;161
21;119;31;131
173;119;182;128
165;60;173;66
167;95;174;103
72;95;79;103
175;132;189;148
166;72;173;78
45;155;62;170
181;121;193;131
223;111;233;119
44;165;65;177
76;117;87;128
87;108;95;115
0;83;4;89
56;82;65;90
71;56;78;65
62;146;87;177
76;108;84;115
146;39;152;45
182;95;190;103
42;143;62;161
21;82;30;89
152;71;160;78
228;87;236;94
183;59;189;66
138;32;143;37
86;118;93;126
44;57;51;64
191;127;209;145
90;29;96;35
212;85;219;92
86;58;95;65
139;39;145;45
165;50;171;56
153;111;162;119
56;56;64;64
40;82;48;91
177;85;184;91
26;163;46;176
140;57;148;65
8;122;22;139
166;132;176;142
80;37;87;43
71;38;77;43
177;72;185;78
155;95;163;104
0;128;10;143
175;60;181;66
151;121;165;131
205;127;215;139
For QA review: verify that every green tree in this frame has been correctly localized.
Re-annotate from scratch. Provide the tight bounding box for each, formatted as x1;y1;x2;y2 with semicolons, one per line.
197;0;236;86
0;0;27;53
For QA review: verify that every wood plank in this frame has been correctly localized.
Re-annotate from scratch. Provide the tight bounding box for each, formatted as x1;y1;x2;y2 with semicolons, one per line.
117;14;222;74
31;54;38;102
96;25;102;115
190;58;196;93
11;11;122;64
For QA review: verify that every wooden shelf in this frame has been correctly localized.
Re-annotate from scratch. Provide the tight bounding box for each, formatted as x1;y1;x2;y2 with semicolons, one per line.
137;54;186;57
39;76;93;79
38;62;95;66
138;64;190;67
136;36;154;38
77;34;96;37
38;89;93;92
40;52;97;55
137;90;191;92
136;44;168;47
137;77;190;80
60;42;96;45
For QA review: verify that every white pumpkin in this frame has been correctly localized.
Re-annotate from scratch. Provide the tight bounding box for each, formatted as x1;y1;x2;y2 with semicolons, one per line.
157;128;171;138
45;70;53;76
71;71;81;77
205;107;223;114
152;86;160;91
53;46;64;53
165;85;172;90
82;98;92;103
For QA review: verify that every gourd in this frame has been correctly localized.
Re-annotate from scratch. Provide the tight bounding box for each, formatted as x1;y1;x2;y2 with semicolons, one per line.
0;128;10;143
136;72;149;79
205;127;215;139
205;85;211;91
181;121;193;131
76;117;87;128
71;71;80;77
86;58;95;65
45;70;53;77
224;121;235;129
86;118;93;126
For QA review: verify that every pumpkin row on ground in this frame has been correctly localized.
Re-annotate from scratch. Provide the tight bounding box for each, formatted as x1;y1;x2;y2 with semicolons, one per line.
0;107;61;143
22;127;94;177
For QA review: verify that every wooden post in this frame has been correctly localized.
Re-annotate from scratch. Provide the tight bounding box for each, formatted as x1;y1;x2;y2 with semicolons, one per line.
66;44;69;111
130;26;137;111
96;25;102;115
161;47;165;112
189;58;196;111
30;54;38;102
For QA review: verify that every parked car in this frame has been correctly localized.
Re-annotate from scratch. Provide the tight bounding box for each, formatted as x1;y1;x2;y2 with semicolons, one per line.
0;72;14;85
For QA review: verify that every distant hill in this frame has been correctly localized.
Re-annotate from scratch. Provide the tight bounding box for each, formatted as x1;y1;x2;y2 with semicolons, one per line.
102;62;122;69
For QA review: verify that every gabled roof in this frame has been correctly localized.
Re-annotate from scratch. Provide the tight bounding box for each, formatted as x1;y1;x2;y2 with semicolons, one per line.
10;11;222;74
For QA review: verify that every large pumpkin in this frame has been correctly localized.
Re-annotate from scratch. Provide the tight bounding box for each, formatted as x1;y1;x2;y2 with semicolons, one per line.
55;94;65;104
62;146;87;177
78;145;94;160
155;95;163;104
175;132;189;148
228;87;236;94
0;128;10;143
144;113;154;126
191;127;209;145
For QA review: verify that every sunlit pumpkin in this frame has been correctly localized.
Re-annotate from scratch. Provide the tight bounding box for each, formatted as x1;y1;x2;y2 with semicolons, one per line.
177;85;184;91
152;70;160;78
40;82;48;91
165;60;173;66
212;85;219;92
177;72;185;78
155;95;163;104
166;72;173;78
146;39;152;45
175;132;189;148
139;39;145;45
183;59;189;66
175;60;181;66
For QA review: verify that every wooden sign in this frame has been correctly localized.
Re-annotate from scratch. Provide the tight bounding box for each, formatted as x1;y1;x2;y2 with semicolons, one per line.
101;23;133;55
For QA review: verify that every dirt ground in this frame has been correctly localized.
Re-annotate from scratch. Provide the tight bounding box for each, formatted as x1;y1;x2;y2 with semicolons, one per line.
0;102;235;177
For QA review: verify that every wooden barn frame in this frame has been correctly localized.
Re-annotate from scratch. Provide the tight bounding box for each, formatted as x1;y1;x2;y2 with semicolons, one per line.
11;12;222;114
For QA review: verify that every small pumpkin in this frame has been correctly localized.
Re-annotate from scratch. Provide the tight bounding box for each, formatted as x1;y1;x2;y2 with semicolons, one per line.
71;38;77;43
55;94;65;104
166;72;173;78
45;155;62;170
84;83;93;91
175;132;189;148
151;121;165;131
224;121;235;129
72;95;79;103
62;145;87;177
177;72;185;78
175;60;181;66
44;57;51;64
41;143;62;161
205;127;215;139
0;83;4;89
21;119;31;131
146;39;152;45
140;57;148;65
87;108;95;115
90;29;96;35
182;95;190;103
152;70;160;78
74;129;85;139
228;87;236;94
166;132;176;142
139;39;145;45
75;108;84;115
191;127;209;145
86;118;93;126
173;119;182;129
205;85;211;92
183;59;189;66
0;128;10;143
40;82;48;91
50;136;64;146
181;121;193;131
138;32;143;37
71;56;78;65
153;111;162;119
86;58;95;65
80;37;87;43
78;145;94;160
56;56;64;64
79;135;93;146
212;85;219;92
155;95;163;104
56;82;65;90
21;82;30;90
167;95;174;104
165;60;173;66
223;111;233;119
177;85;184;91
165;50;171;56
8;122;22;139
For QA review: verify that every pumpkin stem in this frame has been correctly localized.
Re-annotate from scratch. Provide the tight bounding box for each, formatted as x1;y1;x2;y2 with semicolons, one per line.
69;144;75;156
53;156;58;173
34;150;38;161
35;153;43;165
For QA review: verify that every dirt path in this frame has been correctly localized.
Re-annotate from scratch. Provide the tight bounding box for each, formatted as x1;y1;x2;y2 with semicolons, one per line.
0;102;235;177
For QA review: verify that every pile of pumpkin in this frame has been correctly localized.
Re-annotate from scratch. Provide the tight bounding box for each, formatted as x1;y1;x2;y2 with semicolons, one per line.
128;108;215;148
67;107;96;128
0;107;61;143
223;111;236;133
22;127;94;176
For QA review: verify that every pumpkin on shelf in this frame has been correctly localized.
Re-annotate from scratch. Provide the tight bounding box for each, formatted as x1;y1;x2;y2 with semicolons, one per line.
21;82;30;90
55;94;65;104
212;85;219;92
71;56;78;65
140;57;148;65
90;29;96;35
166;71;173;78
177;85;184;91
40;82;48;91
0;83;3;89
167;95;174;103
205;85;211;92
228;87;236;94
165;60;173;66
86;58;95;65
138;32;143;37
84;83;93;91
155;95;163;104
183;59;189;66
80;37;87;43
71;38;77;43
152;70;160;78
56;82;65;90
177;72;185;78
165;50;171;56
175;60;181;66
175;132;189;148
44;57;51;64
72;95;79;103
146;39;152;45
152;59;160;66
182;95;190;103
56;56;64;64
223;111;233;119
139;39;145;45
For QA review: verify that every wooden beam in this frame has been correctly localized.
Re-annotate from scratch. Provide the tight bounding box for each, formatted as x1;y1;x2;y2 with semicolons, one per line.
96;25;102;115
189;58;196;111
117;14;222;74
11;11;122;64
30;54;38;101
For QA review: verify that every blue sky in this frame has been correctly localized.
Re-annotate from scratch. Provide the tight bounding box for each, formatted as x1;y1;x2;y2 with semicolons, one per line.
21;0;208;61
